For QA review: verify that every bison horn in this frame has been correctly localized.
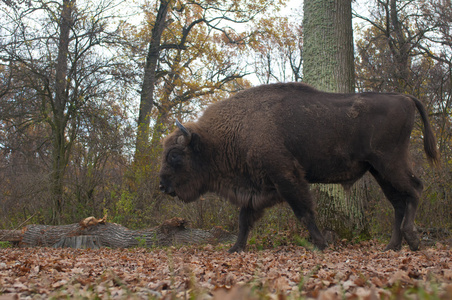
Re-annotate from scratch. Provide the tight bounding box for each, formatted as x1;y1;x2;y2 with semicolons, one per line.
176;120;190;137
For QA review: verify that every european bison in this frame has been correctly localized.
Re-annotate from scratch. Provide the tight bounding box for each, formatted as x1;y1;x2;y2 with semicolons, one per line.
159;82;439;253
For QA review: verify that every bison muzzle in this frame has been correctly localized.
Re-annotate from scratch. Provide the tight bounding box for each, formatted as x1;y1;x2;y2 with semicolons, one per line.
159;82;439;253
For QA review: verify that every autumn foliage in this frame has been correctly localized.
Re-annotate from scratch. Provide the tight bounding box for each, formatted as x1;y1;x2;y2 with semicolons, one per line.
0;0;452;292
1;242;451;299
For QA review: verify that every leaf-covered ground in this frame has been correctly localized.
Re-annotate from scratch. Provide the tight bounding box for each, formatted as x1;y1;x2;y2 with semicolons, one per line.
0;241;451;299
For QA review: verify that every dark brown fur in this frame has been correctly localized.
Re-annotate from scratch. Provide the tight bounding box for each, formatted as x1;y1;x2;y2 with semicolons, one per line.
159;82;439;253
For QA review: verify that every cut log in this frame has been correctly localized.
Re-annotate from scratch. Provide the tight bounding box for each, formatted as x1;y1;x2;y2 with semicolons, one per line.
53;235;102;249
0;230;23;243
0;217;237;249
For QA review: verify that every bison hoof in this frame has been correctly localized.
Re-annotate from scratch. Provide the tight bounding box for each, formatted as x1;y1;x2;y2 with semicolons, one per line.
228;245;245;253
403;231;420;251
311;237;328;251
315;242;328;251
383;243;402;252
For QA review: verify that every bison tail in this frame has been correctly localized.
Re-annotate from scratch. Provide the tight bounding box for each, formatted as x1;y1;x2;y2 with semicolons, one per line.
409;95;440;167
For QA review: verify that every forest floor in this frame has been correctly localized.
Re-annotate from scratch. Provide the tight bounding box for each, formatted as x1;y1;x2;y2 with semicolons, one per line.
0;240;451;299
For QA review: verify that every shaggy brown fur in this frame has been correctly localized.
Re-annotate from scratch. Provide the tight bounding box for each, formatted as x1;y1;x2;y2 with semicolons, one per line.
159;82;439;253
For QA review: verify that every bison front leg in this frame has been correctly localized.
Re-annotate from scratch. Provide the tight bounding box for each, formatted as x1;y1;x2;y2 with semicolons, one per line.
228;207;263;253
288;197;328;250
272;176;328;251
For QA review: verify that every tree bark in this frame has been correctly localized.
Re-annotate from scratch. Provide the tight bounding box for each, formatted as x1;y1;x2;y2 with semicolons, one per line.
0;217;236;249
51;0;75;224
303;0;355;93
387;0;411;92
0;230;23;243
302;0;368;238
135;0;172;160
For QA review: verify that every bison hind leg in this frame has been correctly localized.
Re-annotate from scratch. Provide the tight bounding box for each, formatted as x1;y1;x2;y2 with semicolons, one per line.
370;166;422;251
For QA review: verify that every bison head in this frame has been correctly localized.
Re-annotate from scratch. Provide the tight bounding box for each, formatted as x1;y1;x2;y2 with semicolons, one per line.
159;121;206;203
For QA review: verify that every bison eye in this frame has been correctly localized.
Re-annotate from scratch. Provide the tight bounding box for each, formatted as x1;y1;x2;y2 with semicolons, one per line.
167;149;183;167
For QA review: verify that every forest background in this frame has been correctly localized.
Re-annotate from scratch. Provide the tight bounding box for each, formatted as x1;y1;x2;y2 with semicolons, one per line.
0;0;451;245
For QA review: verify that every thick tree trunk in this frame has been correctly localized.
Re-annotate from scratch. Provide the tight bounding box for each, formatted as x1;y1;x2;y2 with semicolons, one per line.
302;0;368;238
0;217;236;249
303;0;355;93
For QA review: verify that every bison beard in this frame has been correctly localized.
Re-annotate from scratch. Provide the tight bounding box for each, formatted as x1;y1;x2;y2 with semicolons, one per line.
159;82;439;253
